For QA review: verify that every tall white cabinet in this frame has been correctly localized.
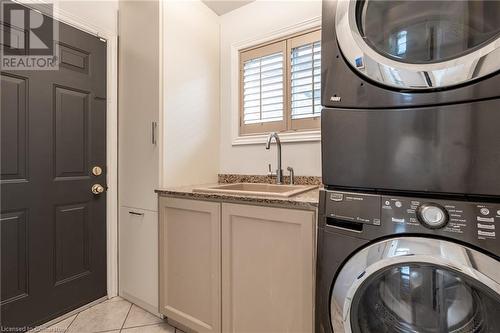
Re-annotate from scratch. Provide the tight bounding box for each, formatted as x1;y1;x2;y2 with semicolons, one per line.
118;0;220;315
118;0;160;314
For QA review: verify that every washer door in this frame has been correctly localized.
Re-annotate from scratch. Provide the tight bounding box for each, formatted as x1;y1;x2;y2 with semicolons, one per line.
331;237;500;332
336;0;500;90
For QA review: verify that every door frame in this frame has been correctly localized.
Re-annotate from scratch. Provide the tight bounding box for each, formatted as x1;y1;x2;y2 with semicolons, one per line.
16;0;119;298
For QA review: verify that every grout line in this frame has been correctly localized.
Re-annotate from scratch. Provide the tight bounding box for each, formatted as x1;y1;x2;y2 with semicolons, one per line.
121;322;168;331
119;303;133;332
62;299;167;333
120;321;163;330
64;312;80;333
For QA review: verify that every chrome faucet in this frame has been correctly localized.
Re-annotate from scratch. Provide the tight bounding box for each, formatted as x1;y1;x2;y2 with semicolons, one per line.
287;166;294;185
265;132;283;184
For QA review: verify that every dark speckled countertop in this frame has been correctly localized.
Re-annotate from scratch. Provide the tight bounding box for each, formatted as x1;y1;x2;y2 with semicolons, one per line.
155;183;320;210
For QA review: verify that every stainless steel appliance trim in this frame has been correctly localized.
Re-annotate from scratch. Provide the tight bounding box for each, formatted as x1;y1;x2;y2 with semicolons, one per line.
330;237;500;332
335;0;500;90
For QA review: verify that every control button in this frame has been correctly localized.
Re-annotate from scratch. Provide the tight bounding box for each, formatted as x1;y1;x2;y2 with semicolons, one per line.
330;193;343;202
417;203;449;229
478;230;496;237
497;210;500;216
477;216;494;223
478;223;495;230
384;200;390;206
395;201;402;208
480;208;490;216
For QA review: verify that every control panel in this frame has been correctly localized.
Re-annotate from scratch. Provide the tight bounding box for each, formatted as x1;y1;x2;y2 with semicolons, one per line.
381;195;499;241
325;191;381;226
323;190;500;243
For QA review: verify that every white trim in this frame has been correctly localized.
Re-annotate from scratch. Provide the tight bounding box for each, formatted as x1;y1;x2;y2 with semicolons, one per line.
233;130;321;145
105;31;119;300
230;16;322;146
17;0;119;298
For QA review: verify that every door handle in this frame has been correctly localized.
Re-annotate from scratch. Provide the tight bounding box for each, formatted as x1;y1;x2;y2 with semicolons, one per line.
152;121;157;145
91;184;106;195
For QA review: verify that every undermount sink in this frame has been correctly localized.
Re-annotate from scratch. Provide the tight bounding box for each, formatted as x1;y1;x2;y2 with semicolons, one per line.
193;183;318;198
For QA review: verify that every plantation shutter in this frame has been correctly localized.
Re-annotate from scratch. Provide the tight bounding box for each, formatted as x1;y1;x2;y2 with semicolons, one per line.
288;30;321;130
238;29;321;136
240;41;287;135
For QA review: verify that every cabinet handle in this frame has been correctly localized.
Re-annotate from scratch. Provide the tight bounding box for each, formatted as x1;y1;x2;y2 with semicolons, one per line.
128;211;144;216
152;121;157;145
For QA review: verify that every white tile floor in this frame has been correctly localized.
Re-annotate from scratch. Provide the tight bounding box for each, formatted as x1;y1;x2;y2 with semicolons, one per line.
35;297;180;333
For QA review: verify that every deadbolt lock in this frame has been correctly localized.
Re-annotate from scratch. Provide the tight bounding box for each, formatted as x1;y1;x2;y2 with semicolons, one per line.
91;184;106;195
92;166;103;176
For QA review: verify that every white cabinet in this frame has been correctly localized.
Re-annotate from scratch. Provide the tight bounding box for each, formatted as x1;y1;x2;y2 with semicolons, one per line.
118;0;160;212
118;0;220;314
119;207;158;313
118;0;160;310
221;203;315;333
158;197;315;333
159;197;221;333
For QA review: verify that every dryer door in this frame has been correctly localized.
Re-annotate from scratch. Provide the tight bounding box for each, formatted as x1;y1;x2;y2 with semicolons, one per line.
331;237;500;332
336;0;500;90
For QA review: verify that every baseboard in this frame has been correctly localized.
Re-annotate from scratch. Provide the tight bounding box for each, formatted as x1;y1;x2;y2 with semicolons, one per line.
119;291;161;318
166;318;196;333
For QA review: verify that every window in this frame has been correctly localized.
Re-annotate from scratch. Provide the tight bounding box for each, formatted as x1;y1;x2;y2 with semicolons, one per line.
239;29;321;135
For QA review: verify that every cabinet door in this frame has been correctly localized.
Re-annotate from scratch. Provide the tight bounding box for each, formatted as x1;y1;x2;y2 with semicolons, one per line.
222;203;315;333
159;197;221;333
119;206;158;314
118;0;159;211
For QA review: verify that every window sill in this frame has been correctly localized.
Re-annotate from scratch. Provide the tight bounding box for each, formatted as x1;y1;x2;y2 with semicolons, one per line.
232;129;320;146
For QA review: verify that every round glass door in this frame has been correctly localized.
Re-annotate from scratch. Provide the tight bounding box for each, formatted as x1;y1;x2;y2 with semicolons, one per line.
357;1;500;64
330;237;500;333
351;263;500;332
335;0;500;89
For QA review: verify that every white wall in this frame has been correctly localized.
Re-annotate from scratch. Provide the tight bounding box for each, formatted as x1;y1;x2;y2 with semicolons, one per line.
219;0;322;177
19;1;117;35
162;0;220;187
56;1;118;35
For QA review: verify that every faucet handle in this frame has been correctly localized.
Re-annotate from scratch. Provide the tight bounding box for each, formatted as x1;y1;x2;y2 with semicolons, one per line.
268;163;274;176
287;166;295;185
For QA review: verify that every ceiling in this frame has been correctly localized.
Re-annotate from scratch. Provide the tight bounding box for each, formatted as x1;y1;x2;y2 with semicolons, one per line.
202;0;255;16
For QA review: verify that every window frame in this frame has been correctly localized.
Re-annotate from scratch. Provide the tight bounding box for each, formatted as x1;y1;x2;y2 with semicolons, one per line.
238;28;321;136
239;40;287;135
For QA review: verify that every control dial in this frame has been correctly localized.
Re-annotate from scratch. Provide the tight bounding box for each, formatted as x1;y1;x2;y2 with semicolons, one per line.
417;203;449;229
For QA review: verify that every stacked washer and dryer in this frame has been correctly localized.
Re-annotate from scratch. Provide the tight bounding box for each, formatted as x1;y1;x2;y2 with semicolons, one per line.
317;1;500;332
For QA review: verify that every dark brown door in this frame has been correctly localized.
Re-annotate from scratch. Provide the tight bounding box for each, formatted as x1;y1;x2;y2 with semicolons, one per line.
1;4;107;330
